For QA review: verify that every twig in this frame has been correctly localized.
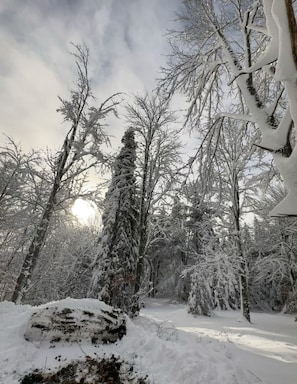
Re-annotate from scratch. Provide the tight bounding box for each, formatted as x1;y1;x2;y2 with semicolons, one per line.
76;340;87;356
247;369;262;382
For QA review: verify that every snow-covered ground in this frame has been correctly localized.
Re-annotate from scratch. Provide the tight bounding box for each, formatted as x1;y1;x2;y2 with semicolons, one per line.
0;298;296;383
142;299;297;384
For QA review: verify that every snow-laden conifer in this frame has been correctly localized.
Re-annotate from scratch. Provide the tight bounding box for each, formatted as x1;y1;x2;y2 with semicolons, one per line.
88;128;139;316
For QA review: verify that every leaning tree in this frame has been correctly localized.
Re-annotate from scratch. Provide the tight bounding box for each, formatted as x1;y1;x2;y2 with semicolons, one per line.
11;44;120;303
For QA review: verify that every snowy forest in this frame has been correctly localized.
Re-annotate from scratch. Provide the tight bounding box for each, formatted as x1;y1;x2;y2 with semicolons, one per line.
2;0;297;328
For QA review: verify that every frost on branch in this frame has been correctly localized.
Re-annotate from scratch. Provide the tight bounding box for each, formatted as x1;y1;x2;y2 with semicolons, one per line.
271;0;297;82
270;151;297;217
268;0;297;216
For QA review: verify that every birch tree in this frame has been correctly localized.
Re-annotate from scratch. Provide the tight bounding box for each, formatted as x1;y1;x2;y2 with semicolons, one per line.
11;44;120;303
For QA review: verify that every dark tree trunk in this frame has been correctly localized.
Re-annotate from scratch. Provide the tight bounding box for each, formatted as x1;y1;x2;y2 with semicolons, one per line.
285;0;297;70
134;144;150;305
233;173;250;322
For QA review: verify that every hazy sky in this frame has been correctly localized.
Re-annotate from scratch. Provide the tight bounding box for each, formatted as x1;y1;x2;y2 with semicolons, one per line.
0;0;181;152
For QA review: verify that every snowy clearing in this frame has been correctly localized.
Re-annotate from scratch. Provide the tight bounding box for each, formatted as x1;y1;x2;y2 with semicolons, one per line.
142;299;297;384
0;298;296;384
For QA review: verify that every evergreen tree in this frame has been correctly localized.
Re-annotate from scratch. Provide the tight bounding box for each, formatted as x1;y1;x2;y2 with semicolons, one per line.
88;128;139;316
186;191;215;316
147;197;189;301
188;271;213;317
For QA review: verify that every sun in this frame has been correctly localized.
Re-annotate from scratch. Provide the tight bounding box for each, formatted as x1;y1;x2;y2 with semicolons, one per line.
71;198;97;225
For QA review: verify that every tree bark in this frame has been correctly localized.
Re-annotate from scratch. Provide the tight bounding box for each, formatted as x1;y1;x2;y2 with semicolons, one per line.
134;143;150;303
285;0;297;70
233;173;250;322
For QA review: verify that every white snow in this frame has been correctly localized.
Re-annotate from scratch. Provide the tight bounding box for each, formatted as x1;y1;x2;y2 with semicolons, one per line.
0;298;296;384
270;151;297;216
271;0;297;82
142;299;297;384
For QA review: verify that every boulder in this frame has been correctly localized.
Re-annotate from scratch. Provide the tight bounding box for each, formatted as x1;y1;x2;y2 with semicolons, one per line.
24;298;126;344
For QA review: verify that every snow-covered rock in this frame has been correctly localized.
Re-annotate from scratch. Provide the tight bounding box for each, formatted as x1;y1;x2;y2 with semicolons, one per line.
24;298;126;344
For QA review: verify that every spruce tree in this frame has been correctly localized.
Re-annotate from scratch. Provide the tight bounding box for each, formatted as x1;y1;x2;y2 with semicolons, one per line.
88;128;139;316
188;271;213;317
186;194;215;316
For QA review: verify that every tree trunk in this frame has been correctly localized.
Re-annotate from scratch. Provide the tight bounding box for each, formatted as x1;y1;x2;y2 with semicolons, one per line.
134;214;148;305
285;0;297;70
11;181;60;303
134;144;150;303
11;137;72;303
233;173;250;322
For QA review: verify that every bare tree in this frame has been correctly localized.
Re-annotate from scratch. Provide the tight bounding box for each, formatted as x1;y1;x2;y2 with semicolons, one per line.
213;122;262;321
0;139;41;299
161;0;297;217
11;44;120;303
160;0;297;320
126;91;183;307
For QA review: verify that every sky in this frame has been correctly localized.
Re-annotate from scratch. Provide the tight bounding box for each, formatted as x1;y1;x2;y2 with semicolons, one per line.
0;0;181;152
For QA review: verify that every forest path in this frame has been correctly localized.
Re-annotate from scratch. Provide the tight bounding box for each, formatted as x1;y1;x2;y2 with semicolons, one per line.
142;299;297;384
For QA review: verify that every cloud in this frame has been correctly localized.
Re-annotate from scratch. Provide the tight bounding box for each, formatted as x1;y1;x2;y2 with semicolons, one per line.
0;29;64;150
0;0;180;151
